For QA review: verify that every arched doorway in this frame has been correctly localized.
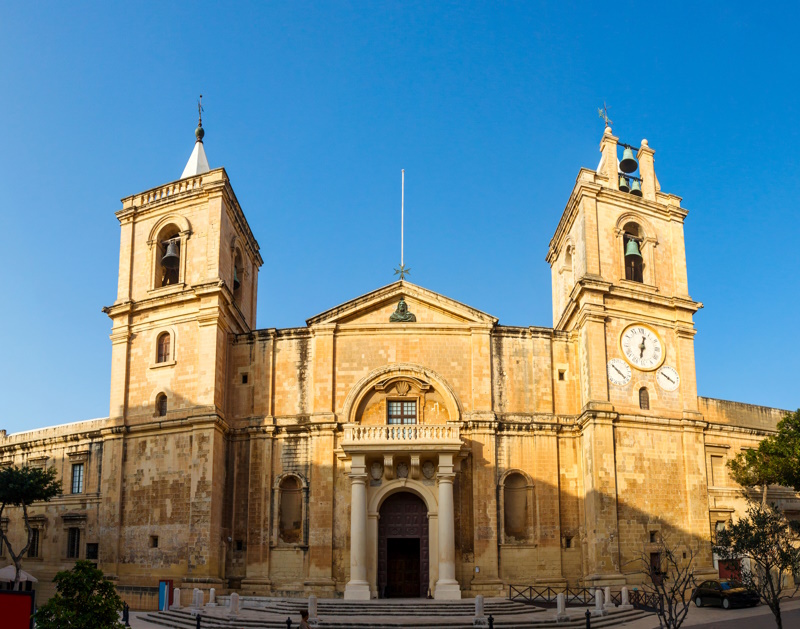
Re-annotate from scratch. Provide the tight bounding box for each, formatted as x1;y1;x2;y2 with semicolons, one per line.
378;492;429;598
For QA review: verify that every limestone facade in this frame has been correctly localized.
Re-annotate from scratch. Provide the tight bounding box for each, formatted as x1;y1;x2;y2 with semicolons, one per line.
1;128;796;608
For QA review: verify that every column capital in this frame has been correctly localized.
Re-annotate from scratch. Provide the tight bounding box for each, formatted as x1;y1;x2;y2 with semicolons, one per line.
348;473;368;485
436;472;456;484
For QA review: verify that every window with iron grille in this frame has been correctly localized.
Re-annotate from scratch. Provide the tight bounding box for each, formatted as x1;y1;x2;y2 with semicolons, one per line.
71;463;84;494
67;528;81;559
86;543;99;560
157;332;171;363
156;394;168;417
387;400;416;425
639;387;650;410
27;529;40;558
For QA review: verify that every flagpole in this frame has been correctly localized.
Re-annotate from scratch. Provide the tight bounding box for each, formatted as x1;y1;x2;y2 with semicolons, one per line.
401;169;405;268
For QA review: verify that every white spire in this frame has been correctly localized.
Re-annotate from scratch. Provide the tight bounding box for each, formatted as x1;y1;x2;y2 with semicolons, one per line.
181;95;210;179
181;139;210;179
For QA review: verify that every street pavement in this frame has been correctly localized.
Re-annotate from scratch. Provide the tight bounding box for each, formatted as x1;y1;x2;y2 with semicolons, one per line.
617;597;800;629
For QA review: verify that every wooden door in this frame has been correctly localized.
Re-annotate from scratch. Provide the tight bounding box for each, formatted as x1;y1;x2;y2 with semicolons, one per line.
378;492;429;598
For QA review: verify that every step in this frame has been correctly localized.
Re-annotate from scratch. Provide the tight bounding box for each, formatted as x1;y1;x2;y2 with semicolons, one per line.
144;606;652;629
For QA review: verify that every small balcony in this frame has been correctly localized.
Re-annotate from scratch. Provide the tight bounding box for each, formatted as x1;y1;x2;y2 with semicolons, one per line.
340;423;463;455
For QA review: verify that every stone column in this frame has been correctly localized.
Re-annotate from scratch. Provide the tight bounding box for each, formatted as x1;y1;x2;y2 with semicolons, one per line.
435;453;461;600
345;455;370;600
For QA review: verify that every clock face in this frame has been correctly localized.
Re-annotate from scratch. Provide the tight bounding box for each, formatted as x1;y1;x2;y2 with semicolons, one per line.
620;324;664;371
656;365;680;392
607;358;632;386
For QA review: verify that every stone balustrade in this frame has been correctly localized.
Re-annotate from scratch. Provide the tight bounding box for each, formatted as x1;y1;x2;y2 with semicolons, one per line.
135;176;204;206
342;423;460;444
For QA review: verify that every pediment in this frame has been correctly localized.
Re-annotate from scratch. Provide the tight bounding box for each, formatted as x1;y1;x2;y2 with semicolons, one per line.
306;281;498;326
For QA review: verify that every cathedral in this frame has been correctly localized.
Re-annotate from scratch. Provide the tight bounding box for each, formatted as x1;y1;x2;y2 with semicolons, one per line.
0;118;794;608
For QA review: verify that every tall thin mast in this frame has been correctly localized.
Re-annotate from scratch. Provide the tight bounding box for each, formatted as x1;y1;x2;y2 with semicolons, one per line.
394;169;410;280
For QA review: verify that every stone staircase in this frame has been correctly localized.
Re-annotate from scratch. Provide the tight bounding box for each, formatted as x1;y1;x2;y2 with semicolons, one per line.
142;597;653;629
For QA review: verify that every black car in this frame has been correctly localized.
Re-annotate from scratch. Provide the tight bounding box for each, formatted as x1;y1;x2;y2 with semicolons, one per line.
692;579;760;609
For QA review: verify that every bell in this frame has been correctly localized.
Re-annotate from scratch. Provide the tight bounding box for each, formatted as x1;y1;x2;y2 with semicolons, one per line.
619;147;638;173
233;267;241;291
630;179;643;197
161;240;180;269
625;238;643;259
619;176;630;193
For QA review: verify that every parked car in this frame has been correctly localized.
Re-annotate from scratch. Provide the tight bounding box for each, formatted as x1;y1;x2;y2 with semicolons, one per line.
692;579;759;609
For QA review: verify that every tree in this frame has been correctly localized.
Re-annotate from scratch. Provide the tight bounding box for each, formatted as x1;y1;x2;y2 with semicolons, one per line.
632;535;699;629
714;502;800;629
34;560;126;629
728;409;800;502
0;465;62;590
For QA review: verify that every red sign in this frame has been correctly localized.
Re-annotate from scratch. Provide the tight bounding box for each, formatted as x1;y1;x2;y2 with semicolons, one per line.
0;591;36;629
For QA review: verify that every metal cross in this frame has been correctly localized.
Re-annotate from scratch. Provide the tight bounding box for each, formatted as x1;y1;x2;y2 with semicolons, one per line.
198;94;204;125
394;263;410;280
598;102;613;127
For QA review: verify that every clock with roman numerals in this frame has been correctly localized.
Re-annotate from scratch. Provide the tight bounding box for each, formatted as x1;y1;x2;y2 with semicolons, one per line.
620;323;665;371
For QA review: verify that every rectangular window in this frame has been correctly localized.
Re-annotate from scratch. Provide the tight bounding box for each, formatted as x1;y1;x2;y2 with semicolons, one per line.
387;400;417;425
86;543;99;560
71;463;84;494
27;529;40;558
67;528;81;559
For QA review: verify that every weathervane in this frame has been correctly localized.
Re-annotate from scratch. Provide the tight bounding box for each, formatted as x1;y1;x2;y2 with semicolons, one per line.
598;102;613;128
393;169;410;280
198;94;204;126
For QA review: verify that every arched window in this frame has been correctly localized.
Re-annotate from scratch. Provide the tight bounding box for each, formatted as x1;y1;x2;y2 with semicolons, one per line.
278;476;303;544
156;332;171;363
156;226;181;288
156;393;168;417
623;222;644;283
503;472;529;542
233;251;243;305
639;387;650;410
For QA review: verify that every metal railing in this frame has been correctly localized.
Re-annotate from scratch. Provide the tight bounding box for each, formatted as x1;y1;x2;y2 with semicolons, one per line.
509;584;662;612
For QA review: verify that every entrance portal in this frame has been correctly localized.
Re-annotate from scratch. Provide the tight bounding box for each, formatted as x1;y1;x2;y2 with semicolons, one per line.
378;492;429;598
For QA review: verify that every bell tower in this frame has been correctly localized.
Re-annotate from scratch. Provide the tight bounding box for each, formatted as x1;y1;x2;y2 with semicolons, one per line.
98;117;262;583
546;124;712;587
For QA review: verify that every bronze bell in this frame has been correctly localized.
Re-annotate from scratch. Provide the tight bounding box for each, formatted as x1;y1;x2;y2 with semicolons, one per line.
233;267;241;291
161;240;180;269
625;238;643;259
619;147;638;173
619;176;630;193
630;179;643;197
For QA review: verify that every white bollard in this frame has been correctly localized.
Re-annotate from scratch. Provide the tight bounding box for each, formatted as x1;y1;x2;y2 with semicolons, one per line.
195;588;205;608
593;588;607;617
172;588;181;609
473;594;488;626
620;586;633;610
229;592;240;616
206;587;217;607
556;592;568;621
308;594;319;626
604;586;615;609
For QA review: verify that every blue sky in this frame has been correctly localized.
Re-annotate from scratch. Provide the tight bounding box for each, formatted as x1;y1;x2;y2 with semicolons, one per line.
1;2;798;434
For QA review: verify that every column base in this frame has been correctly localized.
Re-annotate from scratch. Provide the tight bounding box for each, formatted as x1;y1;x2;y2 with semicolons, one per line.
344;581;371;600
434;580;462;600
